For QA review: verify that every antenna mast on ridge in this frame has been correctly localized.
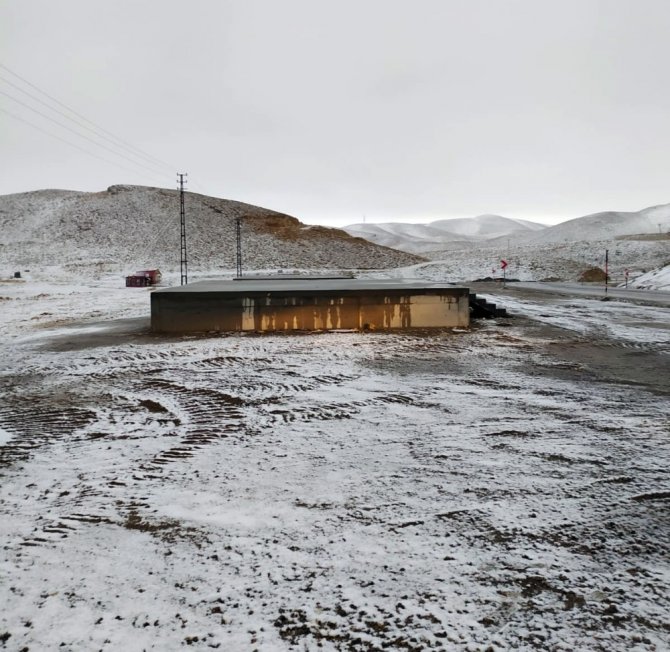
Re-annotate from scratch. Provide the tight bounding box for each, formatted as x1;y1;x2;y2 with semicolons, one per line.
177;173;188;285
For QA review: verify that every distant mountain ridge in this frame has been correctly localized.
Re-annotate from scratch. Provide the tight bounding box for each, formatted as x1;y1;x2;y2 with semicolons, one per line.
344;204;670;254
429;214;546;239
344;214;546;254
0;185;424;272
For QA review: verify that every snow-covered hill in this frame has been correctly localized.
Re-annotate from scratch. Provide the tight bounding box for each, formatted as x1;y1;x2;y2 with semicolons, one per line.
346;204;670;255
342;222;460;254
2;187;667;286
344;204;670;284
0;186;423;274
345;214;546;254
430;214;546;239
629;264;670;291
519;204;670;245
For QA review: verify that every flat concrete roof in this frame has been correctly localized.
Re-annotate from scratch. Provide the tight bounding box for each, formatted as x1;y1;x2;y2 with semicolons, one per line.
154;279;465;294
233;274;353;281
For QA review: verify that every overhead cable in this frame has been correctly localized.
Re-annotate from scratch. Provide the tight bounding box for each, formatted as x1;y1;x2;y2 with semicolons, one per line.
0;72;171;178
0;89;173;183
0;61;177;173
0;105;168;186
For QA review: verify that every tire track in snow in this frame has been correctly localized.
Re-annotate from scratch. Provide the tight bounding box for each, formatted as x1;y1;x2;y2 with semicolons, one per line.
0;401;97;467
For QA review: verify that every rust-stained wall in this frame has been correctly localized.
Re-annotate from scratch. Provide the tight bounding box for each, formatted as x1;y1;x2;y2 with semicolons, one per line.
151;288;469;333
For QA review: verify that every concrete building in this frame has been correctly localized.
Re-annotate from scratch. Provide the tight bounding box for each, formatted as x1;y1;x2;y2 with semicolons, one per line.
150;278;470;333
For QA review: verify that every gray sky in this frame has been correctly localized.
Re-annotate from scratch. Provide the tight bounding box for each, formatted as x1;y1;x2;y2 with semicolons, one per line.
1;0;669;226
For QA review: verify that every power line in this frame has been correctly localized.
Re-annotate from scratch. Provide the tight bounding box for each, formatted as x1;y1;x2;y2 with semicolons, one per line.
131;202;179;268
0;72;173;177
0;61;177;173
187;178;213;196
0;89;172;183
0;105;168;185
1;62;222;203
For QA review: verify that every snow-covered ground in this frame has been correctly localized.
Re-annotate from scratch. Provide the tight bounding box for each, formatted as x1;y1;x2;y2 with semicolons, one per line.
630;264;670;291
365;243;670;291
1;272;669;651
0;427;12;446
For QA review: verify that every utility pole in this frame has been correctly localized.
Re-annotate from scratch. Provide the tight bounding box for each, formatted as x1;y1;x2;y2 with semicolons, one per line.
235;215;243;278
604;249;609;296
178;173;188;286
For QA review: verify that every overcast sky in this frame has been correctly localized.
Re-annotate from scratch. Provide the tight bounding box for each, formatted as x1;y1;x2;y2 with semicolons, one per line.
1;0;669;226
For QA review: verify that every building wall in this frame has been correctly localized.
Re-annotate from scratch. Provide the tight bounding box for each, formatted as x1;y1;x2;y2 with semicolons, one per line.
151;289;469;333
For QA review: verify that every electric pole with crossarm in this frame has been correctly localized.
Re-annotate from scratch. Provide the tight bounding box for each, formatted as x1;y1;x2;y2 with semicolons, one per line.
177;173;188;285
235;215;243;278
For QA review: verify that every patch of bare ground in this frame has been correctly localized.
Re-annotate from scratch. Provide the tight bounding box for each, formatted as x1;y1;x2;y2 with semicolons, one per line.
122;508;207;546
579;267;608;282
274;601;447;650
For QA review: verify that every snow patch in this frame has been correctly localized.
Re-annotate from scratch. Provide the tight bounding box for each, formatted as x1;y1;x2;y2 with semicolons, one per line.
0;426;13;445
628;264;670;291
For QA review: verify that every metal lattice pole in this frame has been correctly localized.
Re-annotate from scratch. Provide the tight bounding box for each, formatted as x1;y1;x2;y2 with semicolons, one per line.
178;173;188;285
235;215;242;278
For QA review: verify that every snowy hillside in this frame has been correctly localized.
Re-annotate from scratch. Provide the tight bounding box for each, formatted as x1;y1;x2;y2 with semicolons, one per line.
0;186;423;274
430;214;546;239
520;204;670;245
345;214;546;255
629;264;670;291
345;204;670;283
342;222;461;254
347;204;670;254
428;237;668;283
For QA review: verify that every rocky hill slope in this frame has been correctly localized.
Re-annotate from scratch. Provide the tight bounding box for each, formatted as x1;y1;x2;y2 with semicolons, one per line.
0;185;423;273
